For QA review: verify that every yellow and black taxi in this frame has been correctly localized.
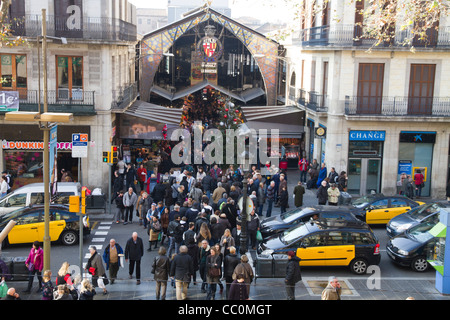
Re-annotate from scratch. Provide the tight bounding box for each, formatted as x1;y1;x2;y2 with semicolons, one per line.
258;218;380;274
351;194;425;224
0;204;90;247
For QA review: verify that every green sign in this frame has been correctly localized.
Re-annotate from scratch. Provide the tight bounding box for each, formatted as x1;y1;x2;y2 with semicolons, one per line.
0;91;19;112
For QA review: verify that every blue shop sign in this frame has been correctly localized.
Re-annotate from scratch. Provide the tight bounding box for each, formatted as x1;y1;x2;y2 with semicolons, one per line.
349;131;386;141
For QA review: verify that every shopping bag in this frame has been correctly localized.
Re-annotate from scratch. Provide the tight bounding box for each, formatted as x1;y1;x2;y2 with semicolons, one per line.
0;281;8;298
256;230;263;241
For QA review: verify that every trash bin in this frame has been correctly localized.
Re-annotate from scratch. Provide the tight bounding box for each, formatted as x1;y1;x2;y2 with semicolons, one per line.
272;254;289;278
12;256;29;281
339;192;352;205
255;254;273;278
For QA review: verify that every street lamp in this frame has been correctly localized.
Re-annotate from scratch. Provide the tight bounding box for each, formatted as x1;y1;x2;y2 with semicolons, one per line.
4;9;72;272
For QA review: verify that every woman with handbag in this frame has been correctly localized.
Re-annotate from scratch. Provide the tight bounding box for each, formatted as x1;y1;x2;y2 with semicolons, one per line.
24;241;43;293
148;215;161;252
85;246;108;295
206;247;222;300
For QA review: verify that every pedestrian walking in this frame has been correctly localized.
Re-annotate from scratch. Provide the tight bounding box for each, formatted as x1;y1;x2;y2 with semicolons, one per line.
148;215;162;251
223;246;240;299
228;274;249;300
169;245;194;300
102;239;123;284
151;246;170;300
206;246;222;300
321;276;342;300
125;232;144;285
232;254;254;296
265;181;275;217
168;214;183;257
298;157;309;183
198;239;211;293
24;241;43;293
247;209;260;250
317;180;328;205
123;187;137;224
279;186;289;214
85;246;108;295
285;251;302;300
114;190;125;224
293;181;305;208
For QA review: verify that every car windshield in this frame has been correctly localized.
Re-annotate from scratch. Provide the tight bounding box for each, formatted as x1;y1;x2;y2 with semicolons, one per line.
407;223;435;243
0;207;29;224
282;208;315;224
280;224;310;245
409;203;442;220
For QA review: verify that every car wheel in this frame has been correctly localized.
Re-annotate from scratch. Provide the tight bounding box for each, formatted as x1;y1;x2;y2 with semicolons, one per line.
411;257;429;272
350;258;368;275
60;230;79;246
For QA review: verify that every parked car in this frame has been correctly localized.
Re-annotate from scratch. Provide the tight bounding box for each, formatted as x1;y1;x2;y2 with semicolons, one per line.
387;202;450;238
0;204;90;247
386;221;437;272
0;182;80;216
258;218;380;274
260;205;364;239
352;194;425;224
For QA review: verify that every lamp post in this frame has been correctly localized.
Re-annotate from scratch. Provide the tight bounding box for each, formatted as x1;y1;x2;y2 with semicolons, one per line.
4;9;72;272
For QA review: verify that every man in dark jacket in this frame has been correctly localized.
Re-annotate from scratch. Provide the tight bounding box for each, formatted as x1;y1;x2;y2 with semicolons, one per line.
169;245;194;300
293;181;305;208
202;172;214;200
168;214;183;257
151;180;167;204
152;246;170;300
285;251;302;300
125;232;144;285
223;246;240;299
265;181;275;217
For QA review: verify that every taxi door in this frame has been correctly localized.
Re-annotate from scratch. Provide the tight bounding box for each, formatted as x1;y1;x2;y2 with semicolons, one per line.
296;233;327;266
7;211;41;244
38;211;66;242
388;198;412;221
324;231;355;266
365;199;390;224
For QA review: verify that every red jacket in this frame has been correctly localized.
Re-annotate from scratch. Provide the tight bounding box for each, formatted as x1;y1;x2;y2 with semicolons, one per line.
414;173;424;186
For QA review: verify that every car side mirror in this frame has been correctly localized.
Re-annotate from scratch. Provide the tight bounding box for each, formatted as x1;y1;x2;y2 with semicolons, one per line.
367;206;373;212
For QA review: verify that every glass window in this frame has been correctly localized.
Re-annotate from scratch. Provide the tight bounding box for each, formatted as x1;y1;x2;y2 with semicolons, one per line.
57;56;83;100
326;231;346;246
15;211;41;225
7;193;27;207
301;233;326;247
390;198;407;208
0;54;27;90
30;193;45;205
50;211;61;221
371;199;388;209
352;232;375;245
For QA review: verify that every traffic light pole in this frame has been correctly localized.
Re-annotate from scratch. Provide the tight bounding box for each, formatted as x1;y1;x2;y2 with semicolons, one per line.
108;163;112;214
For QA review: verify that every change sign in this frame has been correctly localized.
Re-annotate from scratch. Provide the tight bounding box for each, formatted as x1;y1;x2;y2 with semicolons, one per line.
0;91;19;112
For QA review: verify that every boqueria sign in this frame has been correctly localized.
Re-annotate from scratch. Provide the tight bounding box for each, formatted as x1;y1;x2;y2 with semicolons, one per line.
2;140;72;150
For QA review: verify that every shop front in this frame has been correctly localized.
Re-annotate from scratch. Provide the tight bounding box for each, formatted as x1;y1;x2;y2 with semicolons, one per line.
347;130;385;195
398;131;436;197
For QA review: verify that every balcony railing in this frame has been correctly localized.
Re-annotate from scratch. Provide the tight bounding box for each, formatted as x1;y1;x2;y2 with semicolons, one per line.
345;96;450;117
0;89;96;115
112;83;138;111
5;14;137;42
298;89;329;113
294;24;450;48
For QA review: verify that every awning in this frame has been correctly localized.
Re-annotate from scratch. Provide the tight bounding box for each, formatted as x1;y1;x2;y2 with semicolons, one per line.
125;100;183;125
151;80;266;103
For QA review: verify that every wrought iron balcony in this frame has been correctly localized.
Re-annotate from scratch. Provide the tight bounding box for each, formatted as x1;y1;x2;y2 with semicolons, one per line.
111;83;139;111
298;89;328;113
0;89;96;115
294;24;450;49
6;14;137;42
345;96;450;117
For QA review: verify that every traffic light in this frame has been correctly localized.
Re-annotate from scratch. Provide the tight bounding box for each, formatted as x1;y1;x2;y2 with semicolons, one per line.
81;188;86;214
68;195;80;213
110;145;118;164
102;151;110;163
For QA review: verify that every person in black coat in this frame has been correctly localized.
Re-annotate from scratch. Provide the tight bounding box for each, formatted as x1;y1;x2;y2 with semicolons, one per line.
285;251;302;300
316;180;328;205
228;274;248;300
223;246;240;299
169;245;194;300
151;181;167;204
125;232;144;285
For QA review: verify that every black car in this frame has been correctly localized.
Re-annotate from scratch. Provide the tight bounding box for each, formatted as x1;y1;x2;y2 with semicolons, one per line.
386;221;437;272
0;204;90;247
386;202;450;238
260;206;363;239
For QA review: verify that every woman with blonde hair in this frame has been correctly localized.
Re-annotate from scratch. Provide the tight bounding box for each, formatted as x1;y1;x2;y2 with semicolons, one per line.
196;222;212;247
56;261;72;286
219;228;235;257
41;270;54;300
79;278;96;300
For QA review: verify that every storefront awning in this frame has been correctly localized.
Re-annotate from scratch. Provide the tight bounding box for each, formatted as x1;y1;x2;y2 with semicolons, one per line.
150;80;266;103
125;100;183;125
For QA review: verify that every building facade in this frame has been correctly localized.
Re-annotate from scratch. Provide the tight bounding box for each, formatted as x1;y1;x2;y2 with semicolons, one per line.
0;0;138;191
285;0;450;198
